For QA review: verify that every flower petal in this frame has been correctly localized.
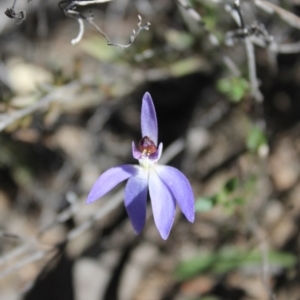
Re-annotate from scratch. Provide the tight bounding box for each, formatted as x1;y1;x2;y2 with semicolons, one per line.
156;165;195;222
124;170;148;234
141;92;158;145
148;169;176;239
149;142;163;162
132;142;142;160
87;165;138;204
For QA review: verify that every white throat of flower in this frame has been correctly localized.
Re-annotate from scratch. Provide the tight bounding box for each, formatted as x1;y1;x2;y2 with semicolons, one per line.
138;153;157;169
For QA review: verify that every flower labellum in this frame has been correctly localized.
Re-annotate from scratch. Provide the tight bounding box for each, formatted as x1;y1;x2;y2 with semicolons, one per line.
87;92;195;239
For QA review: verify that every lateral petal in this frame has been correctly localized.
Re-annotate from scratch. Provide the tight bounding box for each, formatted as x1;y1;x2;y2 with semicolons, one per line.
148;170;176;240
141;92;158;145
156;165;195;222
124;171;148;234
149;142;163;162
132;142;142;160
87;165;138;204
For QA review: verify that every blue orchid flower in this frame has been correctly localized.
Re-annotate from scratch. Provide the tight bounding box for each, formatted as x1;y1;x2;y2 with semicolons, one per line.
87;92;195;239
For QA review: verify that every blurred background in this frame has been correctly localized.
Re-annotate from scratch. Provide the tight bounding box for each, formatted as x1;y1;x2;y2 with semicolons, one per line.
0;0;300;299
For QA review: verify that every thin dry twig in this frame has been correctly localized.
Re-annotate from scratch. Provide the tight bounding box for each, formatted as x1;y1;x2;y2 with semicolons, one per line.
0;241;36;268
250;222;277;300
253;0;300;31
0;251;50;280
230;0;263;102
88;14;151;49
4;0;30;25
218;0;300;55
175;0;241;77
0;81;80;132
59;0;150;47
271;41;300;54
72;18;85;45
245;37;263;102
